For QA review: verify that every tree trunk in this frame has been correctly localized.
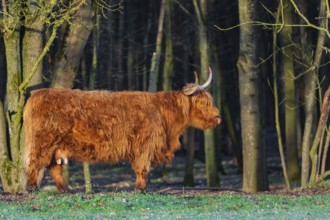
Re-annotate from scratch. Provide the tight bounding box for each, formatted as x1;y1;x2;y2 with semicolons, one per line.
115;9;125;91
1;21;27;192
82;1;100;194
193;0;219;187
308;0;328;184
127;1;136;90
148;0;166;92
1;1;46;191
213;53;225;174
89;2;99;90
22;7;44;88
162;0;173;91
280;0;300;184
106;7;114;90
273;3;291;190
0;98;22;192
237;0;269;192
310;86;330;184
51;0;94;89
301;0;327;187
0;39;5;100
184;128;195;186
0;100;9;187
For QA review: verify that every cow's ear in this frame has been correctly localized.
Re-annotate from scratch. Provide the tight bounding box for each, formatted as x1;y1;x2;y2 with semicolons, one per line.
182;84;199;96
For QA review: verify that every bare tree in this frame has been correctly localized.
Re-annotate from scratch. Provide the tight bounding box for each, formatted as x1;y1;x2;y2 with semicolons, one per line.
149;0;166;92
0;0;86;192
301;0;328;187
280;0;300;184
237;0;269;192
193;0;219;187
163;0;173;91
51;0;94;88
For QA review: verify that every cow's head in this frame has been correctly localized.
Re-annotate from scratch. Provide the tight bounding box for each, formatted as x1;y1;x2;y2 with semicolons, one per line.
182;67;221;129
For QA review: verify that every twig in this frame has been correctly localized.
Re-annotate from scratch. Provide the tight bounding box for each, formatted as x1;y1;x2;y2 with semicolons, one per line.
214;0;330;38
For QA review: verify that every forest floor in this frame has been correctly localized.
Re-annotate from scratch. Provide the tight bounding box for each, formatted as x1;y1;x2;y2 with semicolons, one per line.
1;154;330;219
45;152;330;195
1;152;329;196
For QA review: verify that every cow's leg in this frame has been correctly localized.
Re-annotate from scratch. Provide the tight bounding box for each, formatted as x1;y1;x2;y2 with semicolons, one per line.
26;164;41;192
48;164;70;193
132;160;151;192
36;168;46;189
26;149;53;192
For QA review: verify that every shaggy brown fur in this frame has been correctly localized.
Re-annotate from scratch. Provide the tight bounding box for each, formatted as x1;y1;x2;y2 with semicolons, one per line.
24;83;221;192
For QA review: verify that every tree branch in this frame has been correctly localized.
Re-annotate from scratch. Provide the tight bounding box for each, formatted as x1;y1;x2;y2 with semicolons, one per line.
14;0;87;128
310;86;330;184
215;0;330;38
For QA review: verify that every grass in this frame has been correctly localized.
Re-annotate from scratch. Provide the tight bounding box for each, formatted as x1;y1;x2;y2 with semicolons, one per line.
1;159;330;219
0;191;330;219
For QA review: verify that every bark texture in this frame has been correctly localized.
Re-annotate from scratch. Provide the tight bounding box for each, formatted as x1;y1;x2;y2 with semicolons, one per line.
51;0;94;88
237;0;269;192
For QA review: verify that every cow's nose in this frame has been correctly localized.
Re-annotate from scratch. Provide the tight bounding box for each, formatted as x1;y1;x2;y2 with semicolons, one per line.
215;116;221;125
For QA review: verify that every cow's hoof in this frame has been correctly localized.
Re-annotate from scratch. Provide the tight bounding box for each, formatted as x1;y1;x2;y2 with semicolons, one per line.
57;185;72;194
26;184;38;193
135;188;146;194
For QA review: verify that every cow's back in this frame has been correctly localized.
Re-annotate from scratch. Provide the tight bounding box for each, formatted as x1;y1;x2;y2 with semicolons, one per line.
24;88;78;140
24;88;167;165
67;90;167;163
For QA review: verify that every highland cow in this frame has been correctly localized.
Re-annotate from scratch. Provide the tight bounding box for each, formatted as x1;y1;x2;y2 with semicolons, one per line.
24;68;221;192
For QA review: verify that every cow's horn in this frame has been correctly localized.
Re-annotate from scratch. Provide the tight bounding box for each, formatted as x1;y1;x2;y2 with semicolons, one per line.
200;67;212;89
194;71;199;84
183;84;199;95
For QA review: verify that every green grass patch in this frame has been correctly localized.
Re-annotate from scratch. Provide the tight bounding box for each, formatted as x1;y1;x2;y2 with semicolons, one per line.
0;191;330;219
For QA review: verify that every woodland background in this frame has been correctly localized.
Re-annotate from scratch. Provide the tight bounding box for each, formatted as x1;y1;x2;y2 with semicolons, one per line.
0;0;330;193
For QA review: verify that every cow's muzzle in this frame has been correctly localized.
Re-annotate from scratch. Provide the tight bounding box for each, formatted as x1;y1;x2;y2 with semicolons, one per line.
214;116;221;125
